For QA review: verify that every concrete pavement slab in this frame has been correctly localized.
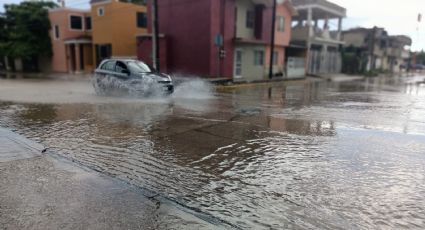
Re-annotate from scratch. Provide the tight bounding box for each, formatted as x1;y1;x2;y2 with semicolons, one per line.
0;127;45;163
0;128;221;230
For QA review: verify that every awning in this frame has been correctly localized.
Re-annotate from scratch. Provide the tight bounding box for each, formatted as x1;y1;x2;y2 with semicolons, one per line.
64;36;92;45
234;37;267;45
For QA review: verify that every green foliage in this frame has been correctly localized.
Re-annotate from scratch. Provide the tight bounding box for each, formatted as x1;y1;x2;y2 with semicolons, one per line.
364;70;379;77
341;46;367;75
416;51;425;65
0;14;7;55
0;1;57;59
341;52;359;74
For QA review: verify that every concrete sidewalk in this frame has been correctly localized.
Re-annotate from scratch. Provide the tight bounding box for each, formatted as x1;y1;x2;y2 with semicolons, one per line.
0;128;221;230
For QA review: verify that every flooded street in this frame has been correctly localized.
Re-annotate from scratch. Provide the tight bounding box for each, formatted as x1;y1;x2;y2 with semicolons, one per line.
1;76;425;229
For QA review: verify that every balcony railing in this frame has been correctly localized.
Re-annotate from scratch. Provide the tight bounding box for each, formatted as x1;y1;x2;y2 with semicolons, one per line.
292;0;347;16
291;26;342;43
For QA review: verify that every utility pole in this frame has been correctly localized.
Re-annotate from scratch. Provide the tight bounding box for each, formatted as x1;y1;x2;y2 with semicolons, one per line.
370;26;377;70
268;0;277;80
151;0;160;71
217;0;225;79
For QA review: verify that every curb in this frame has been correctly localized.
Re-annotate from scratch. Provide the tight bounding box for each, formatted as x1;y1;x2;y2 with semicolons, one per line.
215;77;307;91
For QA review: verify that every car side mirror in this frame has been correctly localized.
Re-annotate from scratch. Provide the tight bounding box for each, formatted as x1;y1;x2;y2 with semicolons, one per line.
122;69;130;76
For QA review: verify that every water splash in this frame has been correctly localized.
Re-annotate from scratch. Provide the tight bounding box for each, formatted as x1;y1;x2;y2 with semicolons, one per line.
171;77;216;113
92;74;167;98
92;74;216;113
172;77;215;100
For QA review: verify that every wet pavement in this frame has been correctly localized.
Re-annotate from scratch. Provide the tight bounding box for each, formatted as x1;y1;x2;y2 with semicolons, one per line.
0;128;220;230
1;75;425;229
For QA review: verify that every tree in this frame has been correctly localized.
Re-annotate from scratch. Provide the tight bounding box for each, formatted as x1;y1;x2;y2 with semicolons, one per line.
0;13;6;69
0;13;7;56
1;1;57;59
416;51;425;65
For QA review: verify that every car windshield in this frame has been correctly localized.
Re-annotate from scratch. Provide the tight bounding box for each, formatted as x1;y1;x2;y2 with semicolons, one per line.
127;61;154;74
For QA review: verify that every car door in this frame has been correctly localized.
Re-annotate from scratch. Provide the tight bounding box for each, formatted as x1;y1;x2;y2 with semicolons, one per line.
93;60;117;94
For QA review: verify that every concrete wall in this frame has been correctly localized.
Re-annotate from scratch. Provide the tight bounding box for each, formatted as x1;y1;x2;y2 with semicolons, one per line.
142;0;236;78
153;0;213;76
263;3;292;46
263;2;294;75
265;46;285;75
342;31;366;47
235;0;256;39
209;0;236;78
235;44;265;82
291;26;309;42
137;37;168;73
287;57;306;78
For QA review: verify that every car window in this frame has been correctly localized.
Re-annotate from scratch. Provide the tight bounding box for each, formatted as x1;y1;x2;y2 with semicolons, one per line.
101;61;115;71
127;61;154;73
115;61;128;74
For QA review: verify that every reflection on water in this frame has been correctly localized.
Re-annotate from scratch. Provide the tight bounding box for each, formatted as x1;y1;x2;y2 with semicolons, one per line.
1;75;425;229
95;103;173;129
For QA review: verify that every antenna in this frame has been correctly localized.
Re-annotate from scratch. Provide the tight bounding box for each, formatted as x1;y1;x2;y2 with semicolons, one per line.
57;0;65;8
417;13;421;49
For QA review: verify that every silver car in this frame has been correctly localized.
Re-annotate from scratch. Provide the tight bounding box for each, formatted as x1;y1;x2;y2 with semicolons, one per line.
92;59;174;96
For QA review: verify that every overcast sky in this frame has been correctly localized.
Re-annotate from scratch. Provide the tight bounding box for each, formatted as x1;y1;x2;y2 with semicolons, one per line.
1;0;424;50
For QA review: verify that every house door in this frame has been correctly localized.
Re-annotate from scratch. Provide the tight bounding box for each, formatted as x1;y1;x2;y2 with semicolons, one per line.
70;44;76;72
79;44;84;71
234;49;243;79
95;44;112;66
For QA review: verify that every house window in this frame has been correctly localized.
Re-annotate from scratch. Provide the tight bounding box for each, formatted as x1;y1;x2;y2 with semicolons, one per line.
246;10;254;28
53;25;60;39
254;50;264;65
273;51;278;65
277;16;285;32
97;7;104;16
85;17;92;30
70;15;83;30
137;12;147;28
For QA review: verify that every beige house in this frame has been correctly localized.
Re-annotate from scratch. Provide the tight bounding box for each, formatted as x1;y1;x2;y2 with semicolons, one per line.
291;0;346;75
233;0;296;82
342;27;411;72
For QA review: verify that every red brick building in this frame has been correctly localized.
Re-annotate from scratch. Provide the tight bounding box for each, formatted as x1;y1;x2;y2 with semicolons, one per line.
137;0;296;81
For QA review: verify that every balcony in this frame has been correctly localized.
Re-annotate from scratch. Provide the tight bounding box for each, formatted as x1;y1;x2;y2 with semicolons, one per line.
291;0;346;46
385;47;397;57
292;0;347;16
385;47;410;59
291;26;343;45
401;50;410;59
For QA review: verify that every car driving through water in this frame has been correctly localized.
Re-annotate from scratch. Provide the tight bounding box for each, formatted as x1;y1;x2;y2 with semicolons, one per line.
92;59;174;96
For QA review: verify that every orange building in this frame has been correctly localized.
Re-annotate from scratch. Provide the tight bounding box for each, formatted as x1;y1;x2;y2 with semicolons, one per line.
49;6;94;73
49;0;148;73
90;0;148;66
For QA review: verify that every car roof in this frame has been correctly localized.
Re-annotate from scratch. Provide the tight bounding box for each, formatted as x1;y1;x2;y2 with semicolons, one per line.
98;59;145;67
101;58;139;63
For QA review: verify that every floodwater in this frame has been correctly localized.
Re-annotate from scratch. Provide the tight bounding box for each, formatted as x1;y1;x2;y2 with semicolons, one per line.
1;75;425;229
